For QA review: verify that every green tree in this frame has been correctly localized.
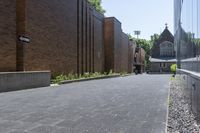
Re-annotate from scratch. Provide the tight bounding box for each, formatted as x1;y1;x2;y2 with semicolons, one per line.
88;0;105;14
150;33;160;55
127;33;133;41
150;34;160;43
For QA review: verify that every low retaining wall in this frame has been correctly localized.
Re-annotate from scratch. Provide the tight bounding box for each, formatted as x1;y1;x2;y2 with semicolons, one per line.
178;69;200;122
0;71;51;92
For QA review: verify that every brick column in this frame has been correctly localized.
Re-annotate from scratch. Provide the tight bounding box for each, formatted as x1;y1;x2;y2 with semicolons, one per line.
16;0;26;71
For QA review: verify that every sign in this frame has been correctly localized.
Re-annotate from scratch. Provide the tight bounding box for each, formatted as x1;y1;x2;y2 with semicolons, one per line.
19;36;30;43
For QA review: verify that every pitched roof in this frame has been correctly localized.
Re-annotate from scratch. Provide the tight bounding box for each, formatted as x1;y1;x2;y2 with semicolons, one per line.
157;26;174;43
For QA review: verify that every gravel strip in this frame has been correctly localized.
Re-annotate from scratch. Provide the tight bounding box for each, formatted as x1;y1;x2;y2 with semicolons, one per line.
167;77;200;133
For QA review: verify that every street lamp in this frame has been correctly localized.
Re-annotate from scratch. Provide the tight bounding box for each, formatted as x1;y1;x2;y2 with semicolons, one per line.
134;30;141;39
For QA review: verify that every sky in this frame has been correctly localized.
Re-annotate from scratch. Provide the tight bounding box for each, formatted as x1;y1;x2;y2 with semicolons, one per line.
102;0;174;40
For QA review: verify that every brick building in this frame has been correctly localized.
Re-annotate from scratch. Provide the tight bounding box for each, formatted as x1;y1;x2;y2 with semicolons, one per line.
0;0;136;76
133;47;145;74
128;41;136;73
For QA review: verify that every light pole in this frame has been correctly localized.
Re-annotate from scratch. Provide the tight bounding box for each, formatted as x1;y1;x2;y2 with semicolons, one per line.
134;30;141;39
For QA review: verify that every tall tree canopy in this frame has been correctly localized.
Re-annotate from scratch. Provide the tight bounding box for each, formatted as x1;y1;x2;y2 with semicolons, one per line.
88;0;105;14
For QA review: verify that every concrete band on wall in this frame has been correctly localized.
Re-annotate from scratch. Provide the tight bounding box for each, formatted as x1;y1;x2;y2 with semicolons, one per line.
0;71;50;92
177;69;200;122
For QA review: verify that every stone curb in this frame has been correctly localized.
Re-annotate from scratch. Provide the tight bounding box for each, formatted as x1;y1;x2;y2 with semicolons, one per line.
165;79;171;133
120;73;135;77
59;74;121;85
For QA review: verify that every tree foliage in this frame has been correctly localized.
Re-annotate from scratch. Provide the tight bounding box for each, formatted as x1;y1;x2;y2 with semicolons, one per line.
150;34;160;43
150;33;160;55
88;0;105;14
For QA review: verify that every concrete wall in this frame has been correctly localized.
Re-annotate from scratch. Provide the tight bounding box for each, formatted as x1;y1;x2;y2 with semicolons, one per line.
179;71;200;122
0;71;50;92
150;63;160;72
150;62;175;73
0;0;16;72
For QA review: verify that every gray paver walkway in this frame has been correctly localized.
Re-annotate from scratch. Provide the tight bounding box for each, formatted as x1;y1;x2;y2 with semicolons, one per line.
0;74;169;133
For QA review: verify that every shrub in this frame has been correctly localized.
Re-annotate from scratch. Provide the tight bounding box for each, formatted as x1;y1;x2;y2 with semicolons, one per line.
109;69;113;75
120;71;127;76
82;72;91;78
51;70;120;84
170;64;177;74
51;74;67;84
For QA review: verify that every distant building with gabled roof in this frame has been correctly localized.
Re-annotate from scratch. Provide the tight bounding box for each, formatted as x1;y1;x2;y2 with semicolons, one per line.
149;25;176;73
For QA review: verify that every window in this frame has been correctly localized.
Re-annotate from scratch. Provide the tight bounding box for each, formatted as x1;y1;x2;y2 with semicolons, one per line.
160;41;174;57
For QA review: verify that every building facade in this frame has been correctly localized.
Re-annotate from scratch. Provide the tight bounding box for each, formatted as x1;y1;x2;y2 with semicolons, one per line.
0;0;136;76
174;0;200;121
150;26;176;73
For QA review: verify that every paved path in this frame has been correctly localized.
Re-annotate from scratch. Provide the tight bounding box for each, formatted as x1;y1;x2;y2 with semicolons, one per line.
0;74;169;133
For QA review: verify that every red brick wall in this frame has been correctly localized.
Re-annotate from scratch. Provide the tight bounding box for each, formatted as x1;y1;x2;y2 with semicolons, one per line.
24;0;104;76
121;33;129;72
132;41;136;60
113;19;122;73
128;41;136;73
93;11;104;73
134;48;145;73
139;48;145;66
135;48;145;65
0;0;16;72
25;0;78;75
104;17;122;73
104;18;114;72
78;0;88;74
0;0;131;75
77;1;104;74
